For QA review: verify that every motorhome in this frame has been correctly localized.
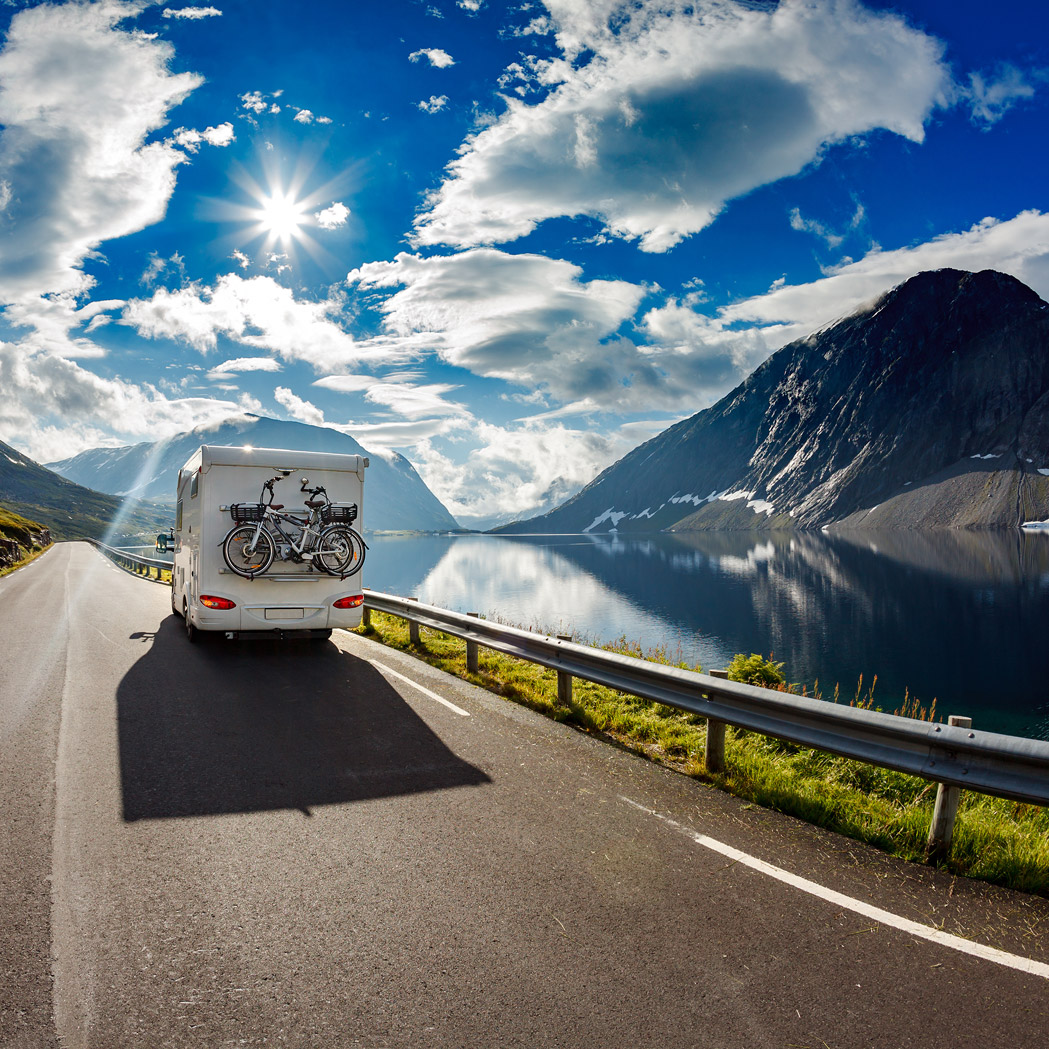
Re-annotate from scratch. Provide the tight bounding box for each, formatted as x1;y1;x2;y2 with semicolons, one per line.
172;445;368;641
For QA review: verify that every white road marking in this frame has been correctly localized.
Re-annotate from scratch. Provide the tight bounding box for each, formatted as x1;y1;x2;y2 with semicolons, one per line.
620;796;1049;980
370;660;470;717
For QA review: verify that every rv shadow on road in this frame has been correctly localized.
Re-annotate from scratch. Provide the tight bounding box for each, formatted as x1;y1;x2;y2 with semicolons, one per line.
116;615;490;820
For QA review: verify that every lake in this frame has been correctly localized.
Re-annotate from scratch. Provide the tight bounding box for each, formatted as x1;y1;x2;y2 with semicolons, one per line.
362;530;1049;741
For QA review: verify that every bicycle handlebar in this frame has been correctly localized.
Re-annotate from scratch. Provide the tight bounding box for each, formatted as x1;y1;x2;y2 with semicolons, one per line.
300;482;329;506
260;474;288;504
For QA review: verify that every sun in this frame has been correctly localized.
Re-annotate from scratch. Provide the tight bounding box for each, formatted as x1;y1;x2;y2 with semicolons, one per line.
219;158;357;269
256;190;309;243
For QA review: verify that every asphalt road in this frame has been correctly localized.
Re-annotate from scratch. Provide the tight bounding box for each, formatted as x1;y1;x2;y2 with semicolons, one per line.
2;542;1048;1048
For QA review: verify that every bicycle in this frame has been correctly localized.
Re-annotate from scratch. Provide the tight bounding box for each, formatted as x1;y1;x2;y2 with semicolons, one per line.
301;476;368;575
220;473;366;579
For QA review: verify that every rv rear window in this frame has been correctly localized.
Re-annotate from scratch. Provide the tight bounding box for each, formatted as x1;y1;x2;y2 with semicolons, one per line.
190;473;199;499
176;500;183;531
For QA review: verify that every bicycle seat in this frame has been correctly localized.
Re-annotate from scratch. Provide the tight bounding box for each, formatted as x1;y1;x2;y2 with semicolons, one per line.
269;503;284;510
305;499;325;508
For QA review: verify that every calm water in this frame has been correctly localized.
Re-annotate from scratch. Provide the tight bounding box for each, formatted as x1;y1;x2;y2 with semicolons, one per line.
363;530;1049;741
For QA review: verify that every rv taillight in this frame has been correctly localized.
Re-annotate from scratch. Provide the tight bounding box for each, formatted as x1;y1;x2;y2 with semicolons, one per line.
333;595;365;609
200;595;236;610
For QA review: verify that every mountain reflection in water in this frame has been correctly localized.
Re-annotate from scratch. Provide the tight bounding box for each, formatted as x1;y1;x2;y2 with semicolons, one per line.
364;530;1049;741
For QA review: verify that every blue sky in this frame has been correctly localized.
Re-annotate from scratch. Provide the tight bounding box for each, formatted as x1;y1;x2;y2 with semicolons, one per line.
0;0;1046;526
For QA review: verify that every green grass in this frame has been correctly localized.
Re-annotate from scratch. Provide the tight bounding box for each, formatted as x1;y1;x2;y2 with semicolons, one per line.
356;611;1049;896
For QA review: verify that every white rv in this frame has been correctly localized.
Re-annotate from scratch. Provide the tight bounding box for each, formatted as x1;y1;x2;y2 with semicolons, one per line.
172;445;368;641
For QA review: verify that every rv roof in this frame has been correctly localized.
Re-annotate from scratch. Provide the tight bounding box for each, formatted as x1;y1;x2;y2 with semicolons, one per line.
188;445;369;473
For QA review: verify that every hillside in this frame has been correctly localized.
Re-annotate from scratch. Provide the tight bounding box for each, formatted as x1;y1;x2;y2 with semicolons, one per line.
0;438;170;542
0;504;51;570
47;415;460;533
499;269;1049;534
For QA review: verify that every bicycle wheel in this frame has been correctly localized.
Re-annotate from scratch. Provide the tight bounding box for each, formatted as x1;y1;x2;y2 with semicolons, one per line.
316;526;366;576
222;525;276;577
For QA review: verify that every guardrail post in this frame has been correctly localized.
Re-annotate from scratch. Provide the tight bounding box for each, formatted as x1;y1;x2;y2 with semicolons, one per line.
361;606;371;629
704;669;729;774
925;715;973;864
466;613;479;673
408;597;421;646
556;635;573;706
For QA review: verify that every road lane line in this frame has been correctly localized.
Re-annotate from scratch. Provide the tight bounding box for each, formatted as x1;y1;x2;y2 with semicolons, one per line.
370;660;471;717
620;796;1049;980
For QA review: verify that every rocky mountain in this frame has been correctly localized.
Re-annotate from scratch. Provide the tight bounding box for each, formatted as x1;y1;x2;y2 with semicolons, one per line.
499;269;1049;534
0;437;170;541
47;414;461;533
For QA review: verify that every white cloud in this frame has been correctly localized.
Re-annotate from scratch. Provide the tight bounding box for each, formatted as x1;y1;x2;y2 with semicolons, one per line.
239;90;269;114
788;200;866;251
315;201;350;229
163;7;222;19
413;0;951;252
363;381;465;419
141;251;186;288
206;356;282;381
274;386;325;426
240;91;265;113
0;0;203;302
458;1;483;12
409;48;455;68
316;370;469;430
409;419;634;525
966;64;1038;127
789;207;843;249
230;249;250;269
346;249;654;409
418;95;449;114
122;273;408;368
0;338;254;463
508;16;553;38
294;108;314;124
335;417;462;448
312;374;376;394
169;121;235;151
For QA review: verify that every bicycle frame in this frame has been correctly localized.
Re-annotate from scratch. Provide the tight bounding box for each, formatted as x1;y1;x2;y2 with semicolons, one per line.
259;505;327;562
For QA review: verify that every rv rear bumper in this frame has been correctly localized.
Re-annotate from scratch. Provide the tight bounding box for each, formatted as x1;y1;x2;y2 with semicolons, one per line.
224;628;333;641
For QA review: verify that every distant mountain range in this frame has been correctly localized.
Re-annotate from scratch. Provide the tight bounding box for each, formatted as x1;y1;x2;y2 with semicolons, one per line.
46;414;461;533
0;437;170;542
499;269;1049;533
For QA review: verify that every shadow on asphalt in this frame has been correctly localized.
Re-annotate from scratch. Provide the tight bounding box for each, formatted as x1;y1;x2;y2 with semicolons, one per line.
116;615;490;821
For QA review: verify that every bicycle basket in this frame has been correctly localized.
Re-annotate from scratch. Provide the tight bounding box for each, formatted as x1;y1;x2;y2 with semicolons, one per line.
230;502;267;523
321;502;358;525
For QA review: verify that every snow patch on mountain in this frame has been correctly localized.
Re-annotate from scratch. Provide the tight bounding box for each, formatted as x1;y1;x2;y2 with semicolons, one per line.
583;507;629;532
746;498;776;516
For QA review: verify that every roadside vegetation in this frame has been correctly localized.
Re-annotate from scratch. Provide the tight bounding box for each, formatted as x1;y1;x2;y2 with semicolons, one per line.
0;505;52;577
357;611;1049;896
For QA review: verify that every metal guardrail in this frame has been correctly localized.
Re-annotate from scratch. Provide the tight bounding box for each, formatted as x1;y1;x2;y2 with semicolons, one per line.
363;591;1049;829
87;538;172;585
